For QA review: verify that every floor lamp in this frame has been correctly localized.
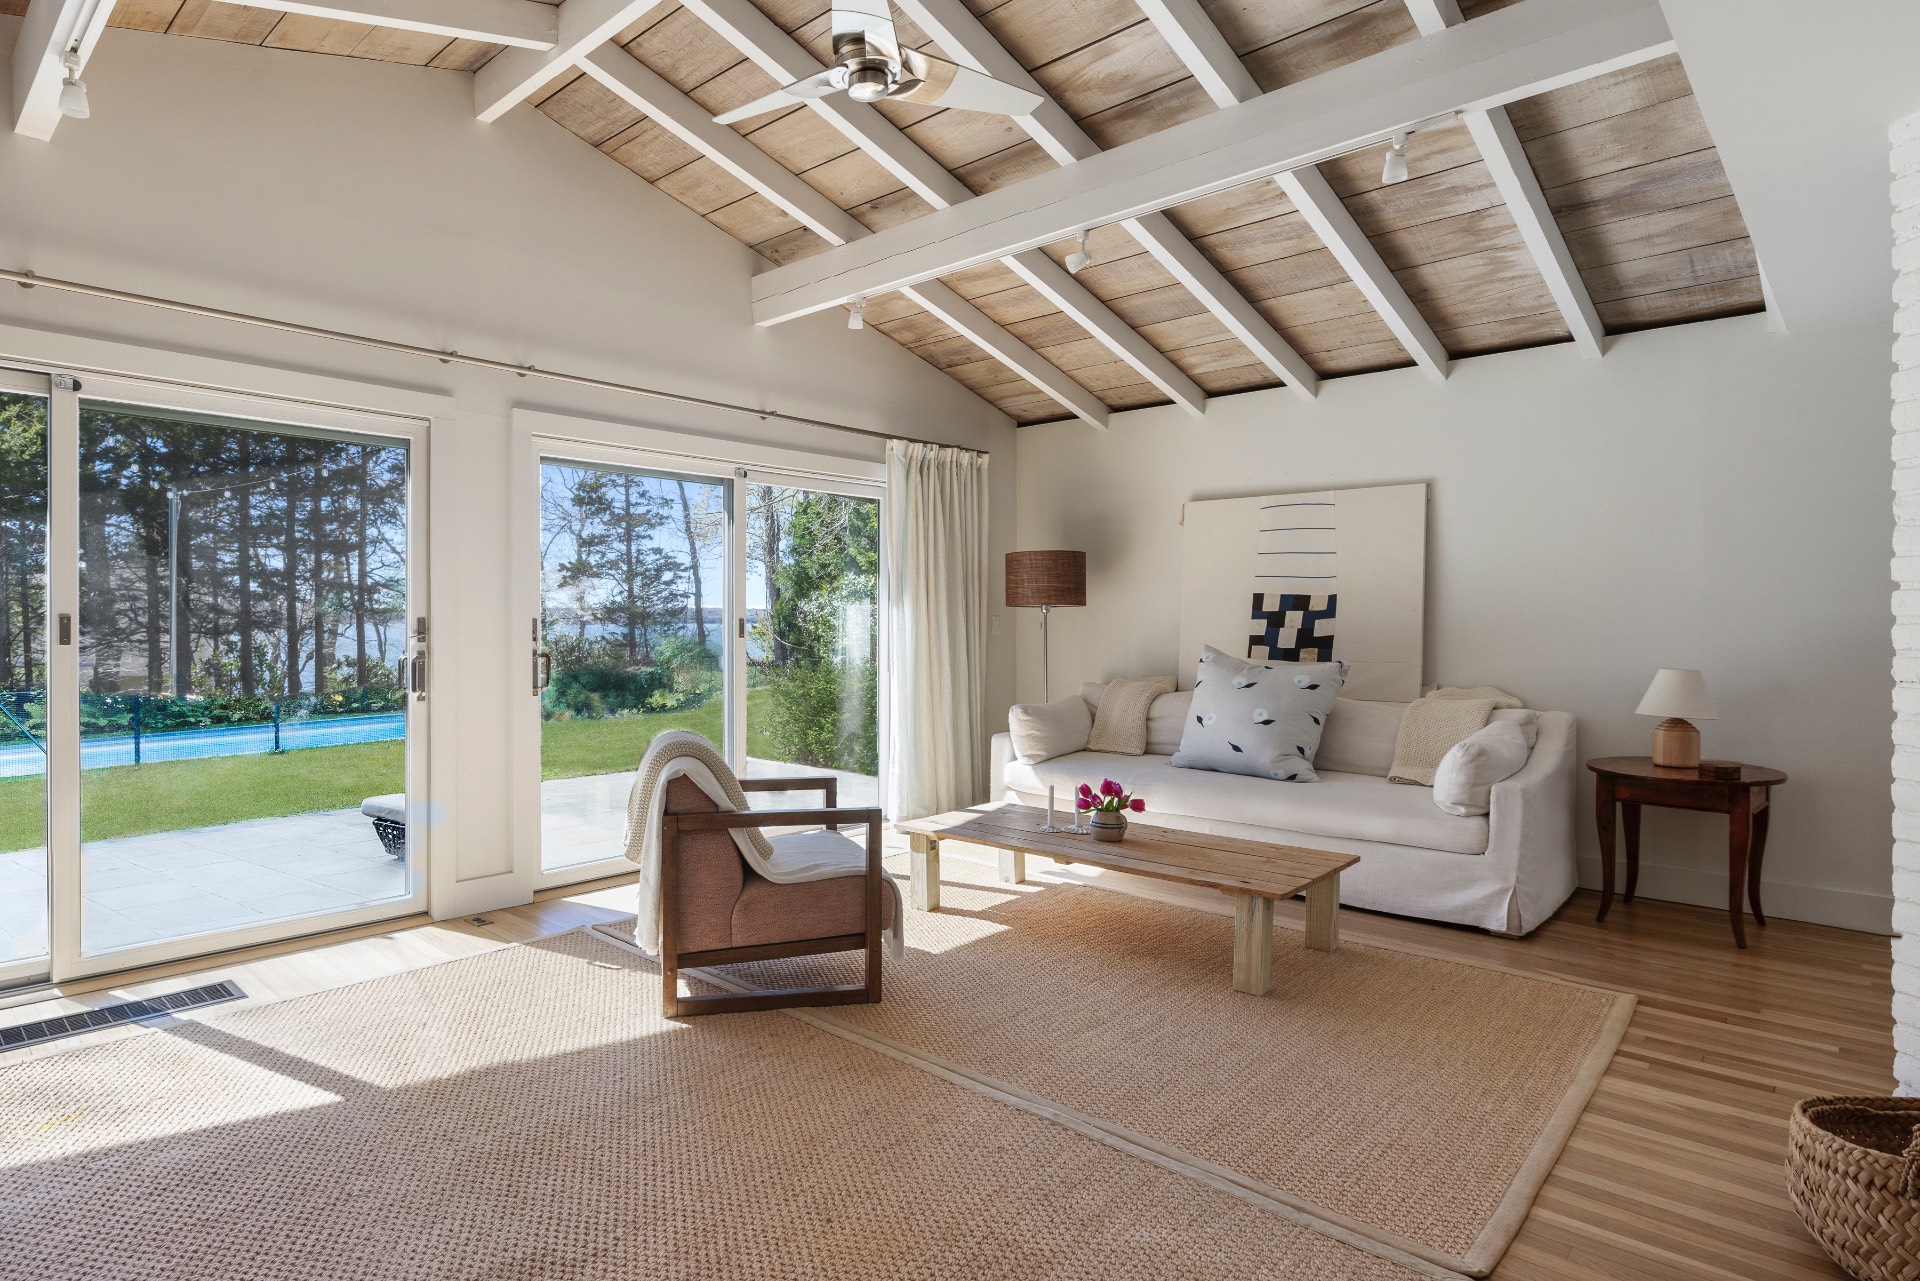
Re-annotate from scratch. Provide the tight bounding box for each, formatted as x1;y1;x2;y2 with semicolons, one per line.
1005;550;1086;702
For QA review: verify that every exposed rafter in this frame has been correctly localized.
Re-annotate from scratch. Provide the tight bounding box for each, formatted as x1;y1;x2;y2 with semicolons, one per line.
896;0;1315;401
218;0;560;50
749;0;1674;325
11;0;115;142
474;0;668;122
577;49;865;245
1407;0;1605;357
903;282;1111;429
1131;0;1259;111
679;0;1206;416
1275;168;1450;381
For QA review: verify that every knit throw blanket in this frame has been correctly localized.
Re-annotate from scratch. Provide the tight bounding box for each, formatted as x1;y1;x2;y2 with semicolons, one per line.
624;731;902;959
1388;686;1525;786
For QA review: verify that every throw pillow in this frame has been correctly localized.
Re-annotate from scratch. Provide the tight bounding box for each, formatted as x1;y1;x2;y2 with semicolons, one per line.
1008;696;1092;765
1087;675;1177;755
1388;696;1497;786
1313;698;1410;777
1169;647;1345;782
1144;690;1192;756
1488;707;1540;750
1079;682;1107;713
1432;721;1533;816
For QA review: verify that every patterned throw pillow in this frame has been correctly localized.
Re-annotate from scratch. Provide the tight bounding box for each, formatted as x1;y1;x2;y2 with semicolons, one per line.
1169;647;1347;782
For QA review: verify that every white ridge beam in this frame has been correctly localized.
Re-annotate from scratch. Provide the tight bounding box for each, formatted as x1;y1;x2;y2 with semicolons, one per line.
474;0;667;122
684;0;1203;414
904;282;1110;430
749;0;1672;325
218;0;558;49
1132;0;1259;110
578;49;866;245
898;0;1315;400
1276;167;1449;381
11;0;115;141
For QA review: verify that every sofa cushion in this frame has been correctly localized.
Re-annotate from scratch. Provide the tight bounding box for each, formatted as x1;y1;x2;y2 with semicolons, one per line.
1005;751;1489;855
1009;696;1091;764
1145;690;1192;756
1171;648;1345;782
1314;698;1408;777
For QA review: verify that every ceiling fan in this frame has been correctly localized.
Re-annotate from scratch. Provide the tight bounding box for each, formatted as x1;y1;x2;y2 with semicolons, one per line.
711;0;1042;125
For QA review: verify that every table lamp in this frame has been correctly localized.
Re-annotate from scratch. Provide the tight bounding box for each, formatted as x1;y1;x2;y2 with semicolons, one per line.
1005;550;1085;702
1635;668;1717;768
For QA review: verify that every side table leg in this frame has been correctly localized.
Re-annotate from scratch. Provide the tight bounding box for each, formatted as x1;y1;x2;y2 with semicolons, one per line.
910;833;941;913
1749;793;1771;927
1727;795;1751;949
1231;894;1273;996
998;850;1027;885
1304;874;1340;953
1622;802;1642;903
1595;775;1616;922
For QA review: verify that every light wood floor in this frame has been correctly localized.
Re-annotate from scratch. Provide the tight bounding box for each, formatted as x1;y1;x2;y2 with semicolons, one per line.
0;849;1892;1281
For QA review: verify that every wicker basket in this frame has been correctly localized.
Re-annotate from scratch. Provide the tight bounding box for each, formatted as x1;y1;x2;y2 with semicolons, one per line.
1785;1096;1920;1281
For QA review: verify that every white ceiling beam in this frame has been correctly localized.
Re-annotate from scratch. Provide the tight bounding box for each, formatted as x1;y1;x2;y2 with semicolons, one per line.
682;0;1203;414
1406;0;1603;356
749;0;1673;324
1131;0;1260;110
904;282;1109;430
577;49;866;245
11;0;115;141
1403;0;1465;37
217;0;558;49
1275;167;1449;381
473;0;667;122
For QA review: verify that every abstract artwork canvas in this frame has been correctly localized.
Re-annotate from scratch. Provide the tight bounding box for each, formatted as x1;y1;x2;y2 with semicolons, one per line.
1178;483;1427;701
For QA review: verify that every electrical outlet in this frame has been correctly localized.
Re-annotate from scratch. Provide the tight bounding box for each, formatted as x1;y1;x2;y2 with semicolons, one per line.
991;613;1001;635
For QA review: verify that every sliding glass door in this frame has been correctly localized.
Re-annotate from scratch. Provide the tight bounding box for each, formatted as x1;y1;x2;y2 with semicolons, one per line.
1;369;430;988
522;430;883;886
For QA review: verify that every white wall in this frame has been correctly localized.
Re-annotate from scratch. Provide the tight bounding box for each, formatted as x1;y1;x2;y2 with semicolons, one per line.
1015;314;1893;934
0;24;1018;914
1890;110;1919;1093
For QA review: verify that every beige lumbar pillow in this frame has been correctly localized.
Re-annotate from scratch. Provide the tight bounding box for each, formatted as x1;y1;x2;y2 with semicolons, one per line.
1008;697;1091;765
1086;675;1177;755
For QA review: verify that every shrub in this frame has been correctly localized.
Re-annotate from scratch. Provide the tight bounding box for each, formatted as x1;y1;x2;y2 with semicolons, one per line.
758;658;876;775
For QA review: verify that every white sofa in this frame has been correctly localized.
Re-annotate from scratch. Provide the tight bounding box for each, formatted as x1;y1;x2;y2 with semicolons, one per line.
989;694;1579;936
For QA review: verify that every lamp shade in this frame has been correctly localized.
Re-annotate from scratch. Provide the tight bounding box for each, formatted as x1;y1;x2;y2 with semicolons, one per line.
1635;668;1717;721
1005;550;1085;608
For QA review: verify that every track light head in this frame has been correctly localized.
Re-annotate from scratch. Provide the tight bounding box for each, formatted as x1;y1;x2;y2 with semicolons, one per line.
1064;229;1091;275
58;51;88;120
1380;133;1408;185
847;297;865;330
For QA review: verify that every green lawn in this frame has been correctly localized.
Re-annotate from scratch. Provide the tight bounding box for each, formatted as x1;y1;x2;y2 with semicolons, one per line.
0;695;771;852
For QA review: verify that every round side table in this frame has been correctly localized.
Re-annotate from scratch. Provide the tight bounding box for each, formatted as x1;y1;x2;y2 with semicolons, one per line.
1586;756;1788;948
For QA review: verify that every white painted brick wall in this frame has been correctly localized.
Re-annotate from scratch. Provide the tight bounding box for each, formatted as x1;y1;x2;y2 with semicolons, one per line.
1893;112;1920;1094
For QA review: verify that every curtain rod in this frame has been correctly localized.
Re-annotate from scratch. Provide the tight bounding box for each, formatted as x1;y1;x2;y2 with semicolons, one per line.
2;268;982;454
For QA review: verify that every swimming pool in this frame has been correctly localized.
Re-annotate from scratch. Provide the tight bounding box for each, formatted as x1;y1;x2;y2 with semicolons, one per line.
0;712;407;778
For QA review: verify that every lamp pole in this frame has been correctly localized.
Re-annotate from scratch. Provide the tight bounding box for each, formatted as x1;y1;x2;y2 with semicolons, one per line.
1040;602;1052;703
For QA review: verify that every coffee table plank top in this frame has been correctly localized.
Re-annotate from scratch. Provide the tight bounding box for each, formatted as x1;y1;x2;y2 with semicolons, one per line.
897;803;1355;901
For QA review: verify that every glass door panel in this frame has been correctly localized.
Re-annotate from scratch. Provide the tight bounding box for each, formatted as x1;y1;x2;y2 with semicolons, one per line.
743;483;880;808
0;387;49;982
76;400;413;956
538;459;727;873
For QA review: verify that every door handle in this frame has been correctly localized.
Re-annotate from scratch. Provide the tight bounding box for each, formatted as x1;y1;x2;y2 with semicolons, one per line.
408;652;427;700
532;648;552;695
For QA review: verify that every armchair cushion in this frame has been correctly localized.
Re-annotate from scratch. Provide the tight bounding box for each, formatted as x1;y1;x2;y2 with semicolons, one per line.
733;837;900;948
665;775;746;954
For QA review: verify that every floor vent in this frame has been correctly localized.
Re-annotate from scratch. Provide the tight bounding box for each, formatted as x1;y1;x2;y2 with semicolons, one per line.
0;980;245;1051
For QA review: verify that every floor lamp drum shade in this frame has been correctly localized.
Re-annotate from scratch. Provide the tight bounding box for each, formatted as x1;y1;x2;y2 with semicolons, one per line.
1636;668;1717;768
1005;550;1087;608
1006;551;1085;702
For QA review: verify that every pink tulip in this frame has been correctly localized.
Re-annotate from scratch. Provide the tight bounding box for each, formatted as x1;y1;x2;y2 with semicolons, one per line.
1077;782;1094;797
1101;778;1121;797
1128;797;1145;813
1075;797;1092;811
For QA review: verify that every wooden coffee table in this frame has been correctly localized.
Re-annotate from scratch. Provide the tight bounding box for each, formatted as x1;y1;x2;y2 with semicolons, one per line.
894;803;1357;997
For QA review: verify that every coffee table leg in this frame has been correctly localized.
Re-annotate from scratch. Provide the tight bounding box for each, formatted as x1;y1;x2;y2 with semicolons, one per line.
998;850;1027;885
1304;873;1340;953
1232;894;1273;996
909;833;940;913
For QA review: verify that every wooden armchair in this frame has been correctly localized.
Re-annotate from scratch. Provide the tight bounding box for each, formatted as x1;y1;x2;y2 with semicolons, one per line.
660;773;890;1018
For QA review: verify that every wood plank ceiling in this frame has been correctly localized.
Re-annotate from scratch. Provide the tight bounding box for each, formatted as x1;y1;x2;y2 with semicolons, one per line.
98;0;1764;426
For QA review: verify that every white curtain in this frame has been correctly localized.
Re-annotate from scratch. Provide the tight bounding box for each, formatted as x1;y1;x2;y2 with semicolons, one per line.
885;440;989;821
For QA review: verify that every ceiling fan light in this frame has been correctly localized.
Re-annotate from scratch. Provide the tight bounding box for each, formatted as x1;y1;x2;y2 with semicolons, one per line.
1381;133;1409;185
846;65;890;101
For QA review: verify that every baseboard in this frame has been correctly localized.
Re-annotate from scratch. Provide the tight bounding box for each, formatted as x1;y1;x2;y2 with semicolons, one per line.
1574;856;1893;935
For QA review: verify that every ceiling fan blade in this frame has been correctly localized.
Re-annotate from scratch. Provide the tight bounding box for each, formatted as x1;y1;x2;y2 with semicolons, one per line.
892;50;1042;116
711;70;841;125
832;0;899;61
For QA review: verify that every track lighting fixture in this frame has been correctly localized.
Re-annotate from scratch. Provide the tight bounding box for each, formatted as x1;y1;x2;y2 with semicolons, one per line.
1064;229;1091;275
847;297;865;330
1380;132;1408;185
58;50;88;120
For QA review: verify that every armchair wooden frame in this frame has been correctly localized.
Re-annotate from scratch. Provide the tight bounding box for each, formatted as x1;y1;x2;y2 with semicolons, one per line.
659;776;886;1018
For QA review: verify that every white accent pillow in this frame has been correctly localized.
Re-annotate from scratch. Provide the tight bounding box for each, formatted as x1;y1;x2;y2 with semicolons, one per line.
1009;697;1092;765
1432;721;1532;816
1145;690;1193;756
1314;698;1410;777
1489;707;1539;749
